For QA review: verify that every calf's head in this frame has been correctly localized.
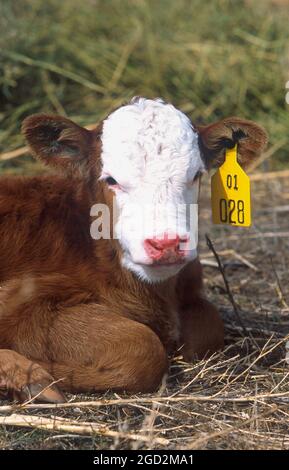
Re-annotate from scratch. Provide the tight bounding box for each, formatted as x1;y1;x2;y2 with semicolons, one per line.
22;97;267;283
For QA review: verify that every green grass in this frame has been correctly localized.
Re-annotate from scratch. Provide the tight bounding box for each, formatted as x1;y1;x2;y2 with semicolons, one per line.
0;0;289;170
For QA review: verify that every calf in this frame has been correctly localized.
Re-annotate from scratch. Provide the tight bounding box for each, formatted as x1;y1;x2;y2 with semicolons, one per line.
0;98;267;403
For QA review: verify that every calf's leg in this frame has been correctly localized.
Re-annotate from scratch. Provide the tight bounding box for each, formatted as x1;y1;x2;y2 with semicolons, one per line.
1;315;167;401
179;297;224;361
0;276;167;400
34;310;168;394
0;349;65;403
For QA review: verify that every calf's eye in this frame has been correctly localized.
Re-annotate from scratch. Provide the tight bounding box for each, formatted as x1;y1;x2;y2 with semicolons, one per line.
105;176;118;186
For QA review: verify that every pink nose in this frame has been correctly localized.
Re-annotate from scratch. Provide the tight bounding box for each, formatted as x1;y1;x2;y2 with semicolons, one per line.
144;234;187;261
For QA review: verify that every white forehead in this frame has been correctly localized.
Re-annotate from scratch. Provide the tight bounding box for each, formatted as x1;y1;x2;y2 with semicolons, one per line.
100;98;204;186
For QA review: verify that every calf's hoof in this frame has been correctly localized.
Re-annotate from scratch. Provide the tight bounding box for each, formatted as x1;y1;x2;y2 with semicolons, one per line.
0;349;66;404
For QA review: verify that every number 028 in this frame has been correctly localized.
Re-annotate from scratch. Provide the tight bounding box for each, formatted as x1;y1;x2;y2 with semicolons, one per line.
219;199;245;224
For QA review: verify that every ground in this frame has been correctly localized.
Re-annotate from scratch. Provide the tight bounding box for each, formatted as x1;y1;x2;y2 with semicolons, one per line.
0;171;288;450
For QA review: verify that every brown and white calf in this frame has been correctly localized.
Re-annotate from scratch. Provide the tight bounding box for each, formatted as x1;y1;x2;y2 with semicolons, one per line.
0;98;267;403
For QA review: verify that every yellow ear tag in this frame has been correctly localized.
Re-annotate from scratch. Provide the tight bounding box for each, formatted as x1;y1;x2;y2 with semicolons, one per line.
211;144;251;227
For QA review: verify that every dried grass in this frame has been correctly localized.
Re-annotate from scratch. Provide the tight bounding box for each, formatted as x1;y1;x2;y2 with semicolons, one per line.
1;0;289;175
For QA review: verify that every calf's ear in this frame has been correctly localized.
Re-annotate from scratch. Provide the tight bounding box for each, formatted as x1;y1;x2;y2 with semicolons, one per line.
22;114;95;173
197;117;268;169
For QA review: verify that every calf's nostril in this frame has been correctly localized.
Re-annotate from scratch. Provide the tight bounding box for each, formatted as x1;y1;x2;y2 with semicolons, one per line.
144;235;187;261
144;239;163;261
151;236;180;250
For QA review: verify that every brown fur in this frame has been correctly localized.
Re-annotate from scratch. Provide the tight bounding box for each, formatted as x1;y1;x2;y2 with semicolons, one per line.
0;110;267;403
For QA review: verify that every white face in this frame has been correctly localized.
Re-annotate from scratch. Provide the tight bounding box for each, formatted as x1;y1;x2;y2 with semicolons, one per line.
100;98;205;283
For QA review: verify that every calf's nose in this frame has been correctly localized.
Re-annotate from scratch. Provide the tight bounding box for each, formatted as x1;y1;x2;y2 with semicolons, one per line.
144;234;187;261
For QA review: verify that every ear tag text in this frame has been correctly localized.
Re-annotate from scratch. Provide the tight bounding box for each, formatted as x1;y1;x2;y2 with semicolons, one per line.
211;144;251;227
